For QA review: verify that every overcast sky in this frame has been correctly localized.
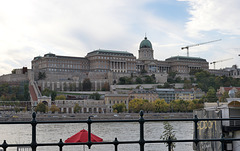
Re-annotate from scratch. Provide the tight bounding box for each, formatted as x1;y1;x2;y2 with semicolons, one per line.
0;0;240;75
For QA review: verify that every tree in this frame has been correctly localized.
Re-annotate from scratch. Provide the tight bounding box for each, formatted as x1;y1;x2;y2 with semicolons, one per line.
129;99;148;113
74;103;81;113
144;75;155;84
35;103;47;113
51;91;57;101
41;88;56;101
50;104;60;113
183;78;192;89
135;77;143;84
90;92;101;100
55;95;66;100
23;84;30;101
154;99;169;112
175;76;182;83
167;71;177;83
219;91;229;102
140;68;147;74
82;78;91;91
42;88;52;96
112;103;127;113
119;77;126;84
206;87;218;102
160;122;177;151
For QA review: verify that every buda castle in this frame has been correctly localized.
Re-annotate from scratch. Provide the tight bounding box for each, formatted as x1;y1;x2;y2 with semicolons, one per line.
31;37;209;91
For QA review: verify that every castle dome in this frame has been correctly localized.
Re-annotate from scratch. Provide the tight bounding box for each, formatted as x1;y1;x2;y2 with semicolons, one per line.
139;37;152;49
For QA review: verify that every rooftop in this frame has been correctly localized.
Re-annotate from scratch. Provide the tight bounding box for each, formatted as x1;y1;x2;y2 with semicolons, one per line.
88;49;133;56
165;56;207;62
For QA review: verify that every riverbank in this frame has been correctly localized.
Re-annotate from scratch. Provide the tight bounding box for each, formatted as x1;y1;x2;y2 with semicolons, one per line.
0;112;193;122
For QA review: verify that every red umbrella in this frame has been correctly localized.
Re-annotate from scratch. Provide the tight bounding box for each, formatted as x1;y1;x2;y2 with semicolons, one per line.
65;129;103;143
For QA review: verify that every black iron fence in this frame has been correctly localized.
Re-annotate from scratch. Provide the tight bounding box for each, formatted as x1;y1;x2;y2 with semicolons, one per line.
0;111;240;151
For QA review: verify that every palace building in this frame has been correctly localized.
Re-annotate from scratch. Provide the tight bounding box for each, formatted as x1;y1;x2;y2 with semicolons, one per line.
31;37;209;91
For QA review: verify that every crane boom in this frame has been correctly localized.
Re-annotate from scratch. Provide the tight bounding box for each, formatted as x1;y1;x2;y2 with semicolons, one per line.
181;39;221;57
210;58;233;69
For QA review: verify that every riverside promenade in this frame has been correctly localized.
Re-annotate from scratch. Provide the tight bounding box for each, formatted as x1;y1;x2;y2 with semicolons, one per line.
0;112;193;121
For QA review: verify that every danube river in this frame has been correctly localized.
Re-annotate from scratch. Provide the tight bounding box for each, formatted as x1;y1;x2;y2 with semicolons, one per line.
0;121;193;151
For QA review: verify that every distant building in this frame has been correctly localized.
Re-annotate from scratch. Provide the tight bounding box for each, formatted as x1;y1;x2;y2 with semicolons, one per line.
128;89;159;102
156;88;205;103
156;88;175;103
104;94;129;112
55;99;108;113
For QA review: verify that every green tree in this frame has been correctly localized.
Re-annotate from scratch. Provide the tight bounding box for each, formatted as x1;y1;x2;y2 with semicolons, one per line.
51;91;57;101
82;78;92;91
160;122;177;151
220;91;229;102
119;77;126;84
23;84;30;101
42;88;56;101
175;76;182;83
206;87;218;102
135;77;143;84
112;103;127;113
144;75;155;84
90;92;101;100
42;88;52;96
35;103;47;113
183;78;192;89
55;95;66;100
74;103;81;113
140;68;147;74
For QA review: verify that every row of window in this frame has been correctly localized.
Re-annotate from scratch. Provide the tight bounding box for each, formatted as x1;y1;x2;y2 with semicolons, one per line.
93;56;135;61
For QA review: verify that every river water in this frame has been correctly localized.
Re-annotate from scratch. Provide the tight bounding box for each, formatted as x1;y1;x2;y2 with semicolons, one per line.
0;121;193;151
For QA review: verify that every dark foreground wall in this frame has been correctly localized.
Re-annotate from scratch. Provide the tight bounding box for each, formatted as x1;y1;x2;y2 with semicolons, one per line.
193;109;222;151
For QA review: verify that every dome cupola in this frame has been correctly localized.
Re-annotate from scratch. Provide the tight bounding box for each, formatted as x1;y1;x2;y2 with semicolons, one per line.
139;37;152;49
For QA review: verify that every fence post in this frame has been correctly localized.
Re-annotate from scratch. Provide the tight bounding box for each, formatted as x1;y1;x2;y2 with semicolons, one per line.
87;116;93;149
58;139;64;151
139;110;145;151
31;112;37;151
113;137;119;151
2;140;8;151
167;136;172;151
194;115;199;147
221;134;225;151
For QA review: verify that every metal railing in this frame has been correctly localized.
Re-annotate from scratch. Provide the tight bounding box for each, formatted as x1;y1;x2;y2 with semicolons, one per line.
0;111;240;151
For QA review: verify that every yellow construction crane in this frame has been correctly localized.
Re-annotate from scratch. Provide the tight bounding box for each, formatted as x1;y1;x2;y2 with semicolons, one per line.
210;58;233;69
181;39;221;57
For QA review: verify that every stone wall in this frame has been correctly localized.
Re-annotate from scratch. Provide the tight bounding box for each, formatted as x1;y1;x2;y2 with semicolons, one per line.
0;74;28;82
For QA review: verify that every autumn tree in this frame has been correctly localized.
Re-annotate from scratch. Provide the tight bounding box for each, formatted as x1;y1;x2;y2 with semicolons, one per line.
129;99;149;113
154;99;169;112
74;103;81;113
112;103;127;113
55;95;66;100
50;104;60;113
